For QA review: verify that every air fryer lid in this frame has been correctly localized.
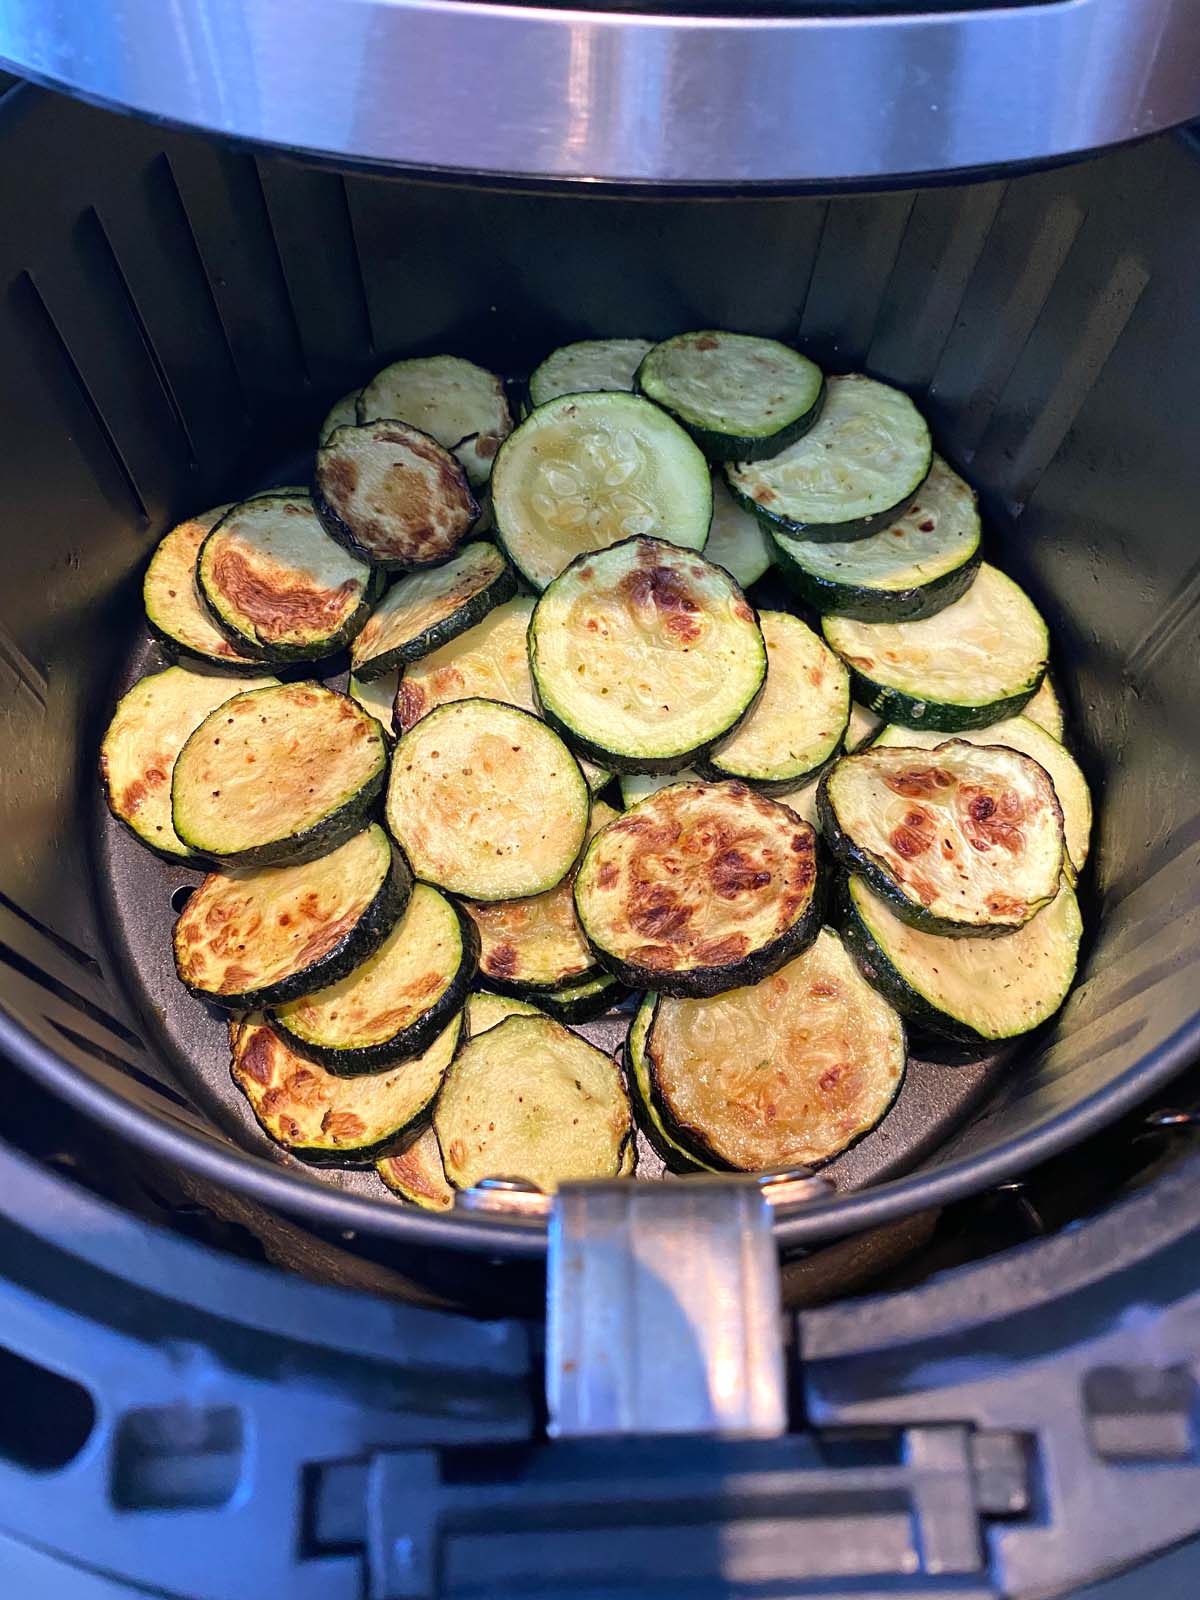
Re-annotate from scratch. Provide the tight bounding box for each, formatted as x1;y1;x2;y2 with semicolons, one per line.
2;0;1200;185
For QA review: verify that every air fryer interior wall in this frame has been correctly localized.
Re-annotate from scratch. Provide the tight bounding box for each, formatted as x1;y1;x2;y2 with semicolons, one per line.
2;79;1199;1264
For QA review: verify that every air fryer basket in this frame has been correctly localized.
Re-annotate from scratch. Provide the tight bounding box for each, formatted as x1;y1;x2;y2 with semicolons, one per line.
2;79;1199;1271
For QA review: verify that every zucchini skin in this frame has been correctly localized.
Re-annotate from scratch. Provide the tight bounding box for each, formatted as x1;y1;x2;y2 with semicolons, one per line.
726;465;931;545
535;691;762;777
772;536;982;624
623;998;715;1172
637;370;827;464
641;997;737;1170
354;563;517;680
536;974;628;1023
267;903;479;1074
177;844;414;1011
839;664;1045;734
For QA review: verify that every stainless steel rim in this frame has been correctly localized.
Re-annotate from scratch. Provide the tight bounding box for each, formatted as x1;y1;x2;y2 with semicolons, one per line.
3;0;1200;186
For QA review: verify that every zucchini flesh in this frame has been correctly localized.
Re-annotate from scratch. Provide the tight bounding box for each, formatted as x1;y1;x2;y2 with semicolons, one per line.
528;338;653;409
101;665;276;859
700;611;849;792
771;456;981;622
314;421;479;570
847;703;882;752
270;884;477;1070
530;536;767;773
348;671;397;739
647;927;905;1171
1024;675;1065;740
320;389;360;446
465;991;543;1035
197;492;375;661
386;698;589;901
231;1012;460;1165
873;719;1091;878
358;355;513;487
491;391;712;590
636;331;824;462
350;542;515;678
823;564;1049;731
172;682;387;866
619;769;701;807
844;874;1081;1044
704;476;774;589
434;1015;631;1192
625;993;715;1172
173;824;409;1008
726;375;931;541
538;969;628;1023
396;597;611;794
820;741;1064;936
143;507;261;670
574;778;820;997
377;1127;455;1210
463;800;619;992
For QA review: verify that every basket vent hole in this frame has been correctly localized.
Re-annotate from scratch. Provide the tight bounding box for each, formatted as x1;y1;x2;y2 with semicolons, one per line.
170;886;194;913
0;1346;95;1471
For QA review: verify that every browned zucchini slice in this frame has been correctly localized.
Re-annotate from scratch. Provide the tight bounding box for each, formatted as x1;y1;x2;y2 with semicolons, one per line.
350;541;515;677
377;1127;455;1210
143;506;262;670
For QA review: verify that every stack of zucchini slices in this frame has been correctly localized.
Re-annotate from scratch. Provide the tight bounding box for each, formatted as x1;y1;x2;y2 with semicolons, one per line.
101;328;1092;1208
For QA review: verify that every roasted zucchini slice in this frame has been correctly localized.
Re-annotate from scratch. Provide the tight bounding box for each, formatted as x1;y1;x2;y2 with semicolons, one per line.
843;874;1082;1044
528;338;653;409
269;884;477;1071
823;564;1049;732
197;491;376;662
100;665;276;859
357;354;513;487
464;991;543;1035
386;698;590;901
143;507;262;671
377;1127;455;1210
172;682;388;866
434;1015;632;1191
314;421;479;571
646;927;905;1171
319;389;360;446
463;800;619;992
395;596;611;794
873;719;1091;878
819;742;1064;937
348;671;398;740
636;331;824;462
726;374;931;542
491;391;712;590
1024;675;1065;740
624;993;716;1172
350;542;515;678
231;1012;460;1165
704;476;774;589
529;536;767;773
771;456;982;622
575;779;820;997
174;825;410;1008
699;611;849;793
538;969;628;1023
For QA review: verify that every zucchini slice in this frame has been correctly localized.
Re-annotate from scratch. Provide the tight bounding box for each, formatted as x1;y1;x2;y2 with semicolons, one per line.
350;542;515;678
395;596;611;795
358;355;513;487
873;719;1091;878
528;338;653;409
465;991;543;1035
530;537;767;773
231;1012;460;1166
386;698;589;901
819;742;1064;937
172;682;387;866
197;491;376;662
624;993;716;1172
704;476;774;590
434;1015;631;1192
173;825;410;1009
771;456;982;622
101;665;276;860
575;779;820;997
269;884;477;1071
491;392;712;591
843;874;1082;1044
823;564;1049;732
348;671;398;740
1024;675;1065;740
636;331;824;463
647;927;906;1171
463;800;620;993
319;389;360;446
699;611;849;793
314;421;479;571
726;374;932;541
377;1127;455;1211
538;969;628;1024
143;507;262;671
